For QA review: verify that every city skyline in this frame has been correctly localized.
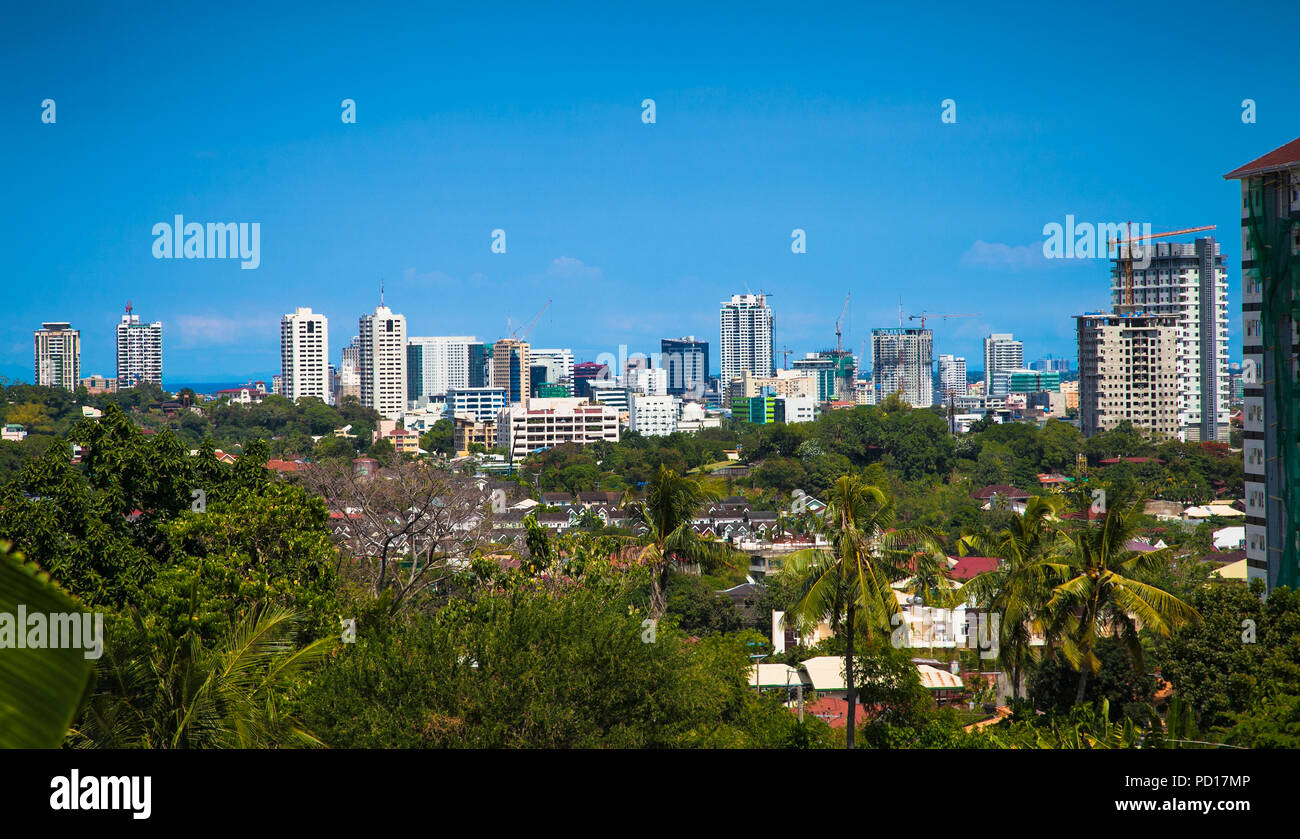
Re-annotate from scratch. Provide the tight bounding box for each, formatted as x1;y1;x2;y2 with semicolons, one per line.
7;3;1299;383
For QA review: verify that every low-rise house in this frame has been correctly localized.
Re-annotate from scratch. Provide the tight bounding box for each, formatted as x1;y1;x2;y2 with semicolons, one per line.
1;424;27;442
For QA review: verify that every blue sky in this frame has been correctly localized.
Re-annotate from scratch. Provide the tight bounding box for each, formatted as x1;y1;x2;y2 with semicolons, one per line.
4;0;1298;385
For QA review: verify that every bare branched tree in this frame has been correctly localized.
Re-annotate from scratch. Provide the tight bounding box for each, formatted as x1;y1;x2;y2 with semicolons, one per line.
302;460;496;613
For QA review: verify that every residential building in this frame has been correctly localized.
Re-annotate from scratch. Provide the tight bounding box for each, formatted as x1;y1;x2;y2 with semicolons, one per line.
2;424;27;442
1225;136;1300;589
452;414;497;455
280;307;330;403
498;397;620;460
407;336;478;404
626;363;667;396
661;336;710;398
338;336;362;404
629;394;679;436
1110;237;1230;443
1075;312;1180;440
720;293;774;383
491;338;530;405
871;327;933;407
937;354;967;402
983;333;1024;397
115;307;162;387
445;387;507;422
34;322;80;391
359;305;408;420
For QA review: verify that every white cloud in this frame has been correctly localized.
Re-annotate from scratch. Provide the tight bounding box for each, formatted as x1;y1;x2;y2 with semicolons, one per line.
174;314;276;348
961;240;1046;270
546;256;603;281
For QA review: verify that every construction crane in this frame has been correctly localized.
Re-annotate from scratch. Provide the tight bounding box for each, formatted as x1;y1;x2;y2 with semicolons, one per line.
777;346;794;370
1108;224;1216;309
835;293;850;353
511;299;551;341
908;311;982;330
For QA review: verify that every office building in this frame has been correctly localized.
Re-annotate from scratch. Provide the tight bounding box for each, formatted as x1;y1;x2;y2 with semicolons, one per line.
34;322;80;391
1003;369;1061;394
529;348;574;396
983;333;1024;397
720;293;775;383
280;307;330;403
115;307;162;388
1075;312;1180;440
445;387;507;423
573;361;609;399
407;336;478;403
661;336;710;398
1225;136;1300;589
359;305;408;420
491;339;530;405
871;328;933;407
1110;237;1229;443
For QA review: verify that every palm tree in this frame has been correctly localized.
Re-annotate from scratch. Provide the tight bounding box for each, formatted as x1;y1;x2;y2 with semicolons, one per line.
960;494;1066;699
782;476;944;748
71;605;334;748
1042;492;1200;703
626;465;739;618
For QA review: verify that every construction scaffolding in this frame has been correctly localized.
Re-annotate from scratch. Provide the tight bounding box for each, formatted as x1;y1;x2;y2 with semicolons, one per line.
1245;174;1300;590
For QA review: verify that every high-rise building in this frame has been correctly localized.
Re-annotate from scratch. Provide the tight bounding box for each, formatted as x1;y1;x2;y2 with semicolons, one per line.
1109;237;1229;443
491;339;530;405
529;348;574;395
359;305;407;420
280;307;330;403
983;333;1024;397
337;336;361;404
34;322;80;391
407;336;478;404
115;307;162;388
1225;136;1300;590
661;336;710;398
871;328;933;407
937;354;967;403
573;361;608;398
467;342;489;388
1075;312;1180;440
720;293;774;383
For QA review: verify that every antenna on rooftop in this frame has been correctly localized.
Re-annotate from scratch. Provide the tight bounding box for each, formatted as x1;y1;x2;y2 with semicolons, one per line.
380;278;385;306
125;300;133;315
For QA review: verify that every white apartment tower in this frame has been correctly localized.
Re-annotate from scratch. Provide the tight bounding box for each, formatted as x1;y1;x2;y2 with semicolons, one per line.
1110;237;1229;443
983;333;1024;397
359;305;408;420
872;328;933;407
116;307;162;387
937;354;967;403
34;322;80;391
720;293;774;384
280;307;330;403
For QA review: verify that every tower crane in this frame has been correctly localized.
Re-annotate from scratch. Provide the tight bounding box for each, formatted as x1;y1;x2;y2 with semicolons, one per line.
908;311;982;330
1107;224;1216;309
511;299;551;341
835;293;850;353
